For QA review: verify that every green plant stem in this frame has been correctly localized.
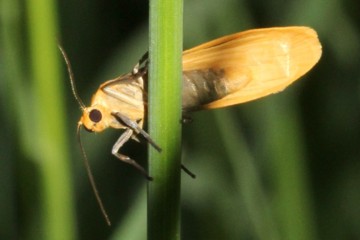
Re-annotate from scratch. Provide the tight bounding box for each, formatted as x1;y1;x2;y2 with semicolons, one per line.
0;1;23;239
213;110;280;240
148;0;183;239
263;95;316;240
26;0;76;239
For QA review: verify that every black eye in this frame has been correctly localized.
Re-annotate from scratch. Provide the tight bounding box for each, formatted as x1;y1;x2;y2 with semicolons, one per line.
89;109;102;123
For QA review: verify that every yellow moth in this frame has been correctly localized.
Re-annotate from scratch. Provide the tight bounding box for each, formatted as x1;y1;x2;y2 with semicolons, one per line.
60;26;322;225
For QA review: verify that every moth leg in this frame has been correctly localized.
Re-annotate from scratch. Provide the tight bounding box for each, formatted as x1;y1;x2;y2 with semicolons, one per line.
181;164;196;178
113;113;198;179
112;128;153;180
181;114;193;124
112;112;162;152
132;51;149;75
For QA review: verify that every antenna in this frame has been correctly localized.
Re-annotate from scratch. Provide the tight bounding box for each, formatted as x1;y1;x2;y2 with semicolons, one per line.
58;46;110;225
77;123;111;226
58;45;86;109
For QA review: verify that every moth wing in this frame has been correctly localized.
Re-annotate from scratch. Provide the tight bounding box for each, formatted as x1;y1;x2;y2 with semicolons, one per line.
182;27;322;109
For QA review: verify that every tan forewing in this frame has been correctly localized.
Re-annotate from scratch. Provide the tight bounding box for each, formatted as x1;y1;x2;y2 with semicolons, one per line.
182;27;322;109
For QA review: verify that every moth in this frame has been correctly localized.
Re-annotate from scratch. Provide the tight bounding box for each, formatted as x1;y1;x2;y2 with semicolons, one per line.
60;26;322;224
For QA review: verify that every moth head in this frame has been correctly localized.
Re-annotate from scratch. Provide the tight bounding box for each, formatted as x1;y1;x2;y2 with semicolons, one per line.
79;106;109;132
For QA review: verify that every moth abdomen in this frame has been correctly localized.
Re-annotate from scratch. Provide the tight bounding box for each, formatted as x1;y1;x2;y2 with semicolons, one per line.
182;69;229;111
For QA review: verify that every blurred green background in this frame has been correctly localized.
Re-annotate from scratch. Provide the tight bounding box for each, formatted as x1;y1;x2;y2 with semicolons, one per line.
1;0;360;239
